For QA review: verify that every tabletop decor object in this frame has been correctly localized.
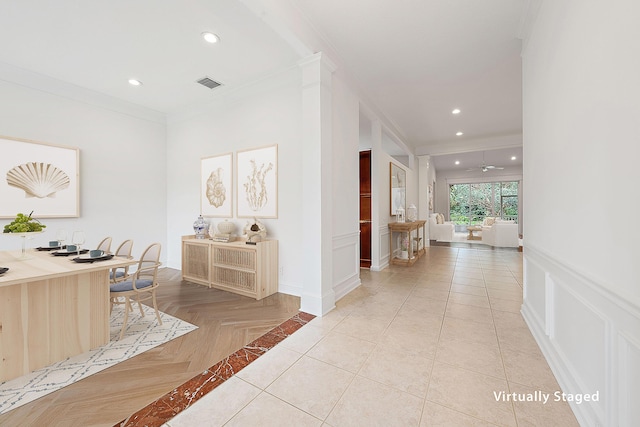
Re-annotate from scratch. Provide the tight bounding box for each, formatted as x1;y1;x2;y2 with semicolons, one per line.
73;253;114;263
193;215;207;239
243;217;267;245
407;204;417;222
71;230;86;255
396;206;405;223
2;211;46;257
217;219;235;235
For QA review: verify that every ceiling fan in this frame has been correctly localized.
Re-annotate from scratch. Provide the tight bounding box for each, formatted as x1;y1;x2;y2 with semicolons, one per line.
466;152;504;172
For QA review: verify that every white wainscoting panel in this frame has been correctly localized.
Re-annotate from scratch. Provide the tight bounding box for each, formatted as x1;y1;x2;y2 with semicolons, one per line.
332;231;361;301
522;244;640;427
372;225;390;272
619;334;640;426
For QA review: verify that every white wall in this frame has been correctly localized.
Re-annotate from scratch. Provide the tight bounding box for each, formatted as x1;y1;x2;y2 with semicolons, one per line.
417;155;436;219
331;72;361;300
0;79;167;260
522;0;640;425
165;67;305;295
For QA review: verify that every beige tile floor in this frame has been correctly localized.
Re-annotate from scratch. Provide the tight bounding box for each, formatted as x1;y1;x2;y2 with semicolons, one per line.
164;247;580;427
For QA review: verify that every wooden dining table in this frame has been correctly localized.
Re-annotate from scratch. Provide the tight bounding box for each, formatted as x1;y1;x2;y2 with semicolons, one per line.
0;248;137;382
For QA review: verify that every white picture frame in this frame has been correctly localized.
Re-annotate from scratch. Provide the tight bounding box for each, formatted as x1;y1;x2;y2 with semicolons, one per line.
0;135;79;218
201;152;233;218
236;144;278;218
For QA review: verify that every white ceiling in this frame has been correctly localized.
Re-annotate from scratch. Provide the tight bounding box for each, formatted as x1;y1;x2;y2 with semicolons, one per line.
431;146;522;172
0;0;526;165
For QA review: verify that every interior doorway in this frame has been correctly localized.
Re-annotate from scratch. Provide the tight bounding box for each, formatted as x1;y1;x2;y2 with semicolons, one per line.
359;150;372;268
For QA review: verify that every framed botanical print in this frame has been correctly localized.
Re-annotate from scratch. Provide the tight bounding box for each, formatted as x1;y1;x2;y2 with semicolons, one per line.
0;135;79;218
201;153;233;217
236;144;278;218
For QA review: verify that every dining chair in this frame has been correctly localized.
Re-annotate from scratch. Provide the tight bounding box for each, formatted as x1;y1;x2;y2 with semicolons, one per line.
109;242;162;340
110;239;134;283
97;236;113;253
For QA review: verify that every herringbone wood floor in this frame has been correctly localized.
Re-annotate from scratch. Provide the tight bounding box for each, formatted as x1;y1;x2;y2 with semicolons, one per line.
0;268;301;427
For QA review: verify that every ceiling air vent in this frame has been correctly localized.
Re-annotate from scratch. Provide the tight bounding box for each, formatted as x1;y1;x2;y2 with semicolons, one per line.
196;76;222;89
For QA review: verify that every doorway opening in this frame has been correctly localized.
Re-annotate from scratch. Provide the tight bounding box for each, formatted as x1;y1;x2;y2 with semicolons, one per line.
359;150;372;268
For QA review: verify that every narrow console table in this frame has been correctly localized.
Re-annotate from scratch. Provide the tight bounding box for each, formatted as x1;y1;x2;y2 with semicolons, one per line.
0;250;137;382
388;220;426;266
181;236;278;300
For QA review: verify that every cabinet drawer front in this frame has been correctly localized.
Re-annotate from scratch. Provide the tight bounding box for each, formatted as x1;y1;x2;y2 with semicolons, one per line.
213;247;256;269
213;267;256;292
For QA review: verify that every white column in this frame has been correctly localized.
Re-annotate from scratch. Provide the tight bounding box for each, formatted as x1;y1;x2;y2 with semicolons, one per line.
299;53;336;316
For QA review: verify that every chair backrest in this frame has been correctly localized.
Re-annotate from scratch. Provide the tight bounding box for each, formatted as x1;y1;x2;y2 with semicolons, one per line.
97;237;113;252
115;239;134;258
135;243;162;283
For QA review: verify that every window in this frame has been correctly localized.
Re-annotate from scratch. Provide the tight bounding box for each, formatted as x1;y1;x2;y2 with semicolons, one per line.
449;181;518;225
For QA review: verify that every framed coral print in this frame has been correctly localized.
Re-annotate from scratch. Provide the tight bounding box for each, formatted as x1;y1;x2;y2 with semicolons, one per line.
236;144;278;218
201;153;233;217
0;135;79;218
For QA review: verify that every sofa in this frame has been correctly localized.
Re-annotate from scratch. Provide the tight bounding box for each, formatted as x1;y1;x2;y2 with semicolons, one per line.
428;213;455;241
481;217;519;247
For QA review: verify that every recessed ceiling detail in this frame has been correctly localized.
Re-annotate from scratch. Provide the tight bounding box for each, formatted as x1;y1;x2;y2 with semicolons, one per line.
196;77;222;90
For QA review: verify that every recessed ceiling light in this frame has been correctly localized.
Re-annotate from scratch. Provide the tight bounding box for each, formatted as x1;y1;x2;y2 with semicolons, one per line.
452;108;461;114
511;156;517;160
128;79;142;86
455;160;460;165
202;32;220;43
456;131;464;136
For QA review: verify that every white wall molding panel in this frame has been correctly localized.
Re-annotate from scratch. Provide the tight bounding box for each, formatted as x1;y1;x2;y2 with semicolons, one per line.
371;225;390;272
523;244;640;427
332;231;361;301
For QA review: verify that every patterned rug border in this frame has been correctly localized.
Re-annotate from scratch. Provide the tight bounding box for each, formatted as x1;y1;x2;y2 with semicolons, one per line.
117;311;316;427
0;306;198;415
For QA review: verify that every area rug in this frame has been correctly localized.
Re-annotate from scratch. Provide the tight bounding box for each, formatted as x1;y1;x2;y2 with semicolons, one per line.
0;305;198;414
438;231;489;245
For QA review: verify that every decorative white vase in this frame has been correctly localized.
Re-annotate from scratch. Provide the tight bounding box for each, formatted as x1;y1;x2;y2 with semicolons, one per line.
217;220;235;235
193;215;207;239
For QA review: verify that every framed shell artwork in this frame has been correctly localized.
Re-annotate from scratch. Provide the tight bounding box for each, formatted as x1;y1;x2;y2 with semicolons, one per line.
236;144;277;218
201;153;233;217
0;135;79;218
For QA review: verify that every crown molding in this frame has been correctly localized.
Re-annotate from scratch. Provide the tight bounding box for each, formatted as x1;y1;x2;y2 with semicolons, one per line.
518;0;544;55
0;61;166;124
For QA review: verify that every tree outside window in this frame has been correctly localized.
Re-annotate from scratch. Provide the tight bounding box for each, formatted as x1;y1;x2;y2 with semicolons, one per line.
449;181;518;225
